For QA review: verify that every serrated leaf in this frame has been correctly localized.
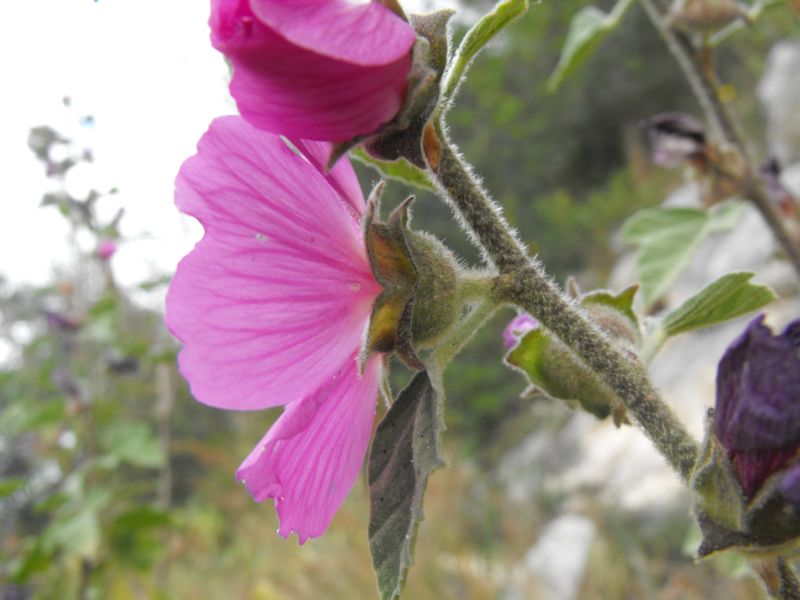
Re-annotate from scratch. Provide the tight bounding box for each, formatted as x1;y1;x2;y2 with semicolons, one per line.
368;371;444;600
506;328;616;419
662;272;776;336
620;202;746;308
547;0;635;92
443;0;530;99
352;148;433;192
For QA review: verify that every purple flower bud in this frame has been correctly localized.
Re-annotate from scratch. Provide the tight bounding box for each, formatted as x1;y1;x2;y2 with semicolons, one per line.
502;313;538;349
714;315;800;498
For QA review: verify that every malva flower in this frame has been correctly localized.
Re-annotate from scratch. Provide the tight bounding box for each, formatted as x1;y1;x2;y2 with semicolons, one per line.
714;315;800;500
210;0;417;142
165;116;383;542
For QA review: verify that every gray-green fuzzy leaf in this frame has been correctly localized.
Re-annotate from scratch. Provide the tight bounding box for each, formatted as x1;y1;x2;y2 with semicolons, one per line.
620;201;747;308
352;148;434;192
663;272;776;337
443;0;530;99
547;0;635;92
368;371;444;600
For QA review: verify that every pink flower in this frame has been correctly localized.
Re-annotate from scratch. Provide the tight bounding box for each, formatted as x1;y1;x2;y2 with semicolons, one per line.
210;0;417;141
96;238;117;260
165;116;382;542
503;313;537;349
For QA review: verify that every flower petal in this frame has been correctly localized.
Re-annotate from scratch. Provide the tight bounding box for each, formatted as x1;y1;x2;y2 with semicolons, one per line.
290;138;365;213
250;0;416;67
229;39;411;140
166;117;380;410
236;354;381;543
715;316;800;451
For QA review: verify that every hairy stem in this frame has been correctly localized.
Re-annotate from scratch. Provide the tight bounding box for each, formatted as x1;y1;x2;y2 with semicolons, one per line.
638;0;800;279
428;123;699;480
750;558;800;600
431;298;498;372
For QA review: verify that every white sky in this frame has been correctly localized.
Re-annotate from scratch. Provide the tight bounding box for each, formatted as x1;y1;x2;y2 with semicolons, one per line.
1;0;233;298
0;0;460;308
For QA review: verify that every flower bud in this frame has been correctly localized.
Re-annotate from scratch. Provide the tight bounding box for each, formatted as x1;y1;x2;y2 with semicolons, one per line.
210;0;416;142
691;315;800;557
504;286;640;424
666;0;748;32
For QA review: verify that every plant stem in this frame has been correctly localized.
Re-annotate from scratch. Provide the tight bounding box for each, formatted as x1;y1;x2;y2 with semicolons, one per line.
750;558;800;600
638;0;800;279
431;298;499;372
427;122;699;481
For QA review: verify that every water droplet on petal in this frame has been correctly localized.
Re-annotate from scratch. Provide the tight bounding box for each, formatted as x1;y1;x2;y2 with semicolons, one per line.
349;282;361;292
254;232;267;241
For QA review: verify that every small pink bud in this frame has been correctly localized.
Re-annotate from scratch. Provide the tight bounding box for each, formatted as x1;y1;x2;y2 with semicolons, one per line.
96;239;117;260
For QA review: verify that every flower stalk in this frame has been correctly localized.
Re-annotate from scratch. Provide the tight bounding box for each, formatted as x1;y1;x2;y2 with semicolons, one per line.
427;121;700;480
638;0;800;279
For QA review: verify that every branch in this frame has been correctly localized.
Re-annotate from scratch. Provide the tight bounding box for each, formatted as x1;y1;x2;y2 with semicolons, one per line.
638;0;800;279
428;122;699;481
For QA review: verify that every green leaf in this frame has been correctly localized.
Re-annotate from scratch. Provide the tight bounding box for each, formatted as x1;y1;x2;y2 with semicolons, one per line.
443;0;530;99
547;0;635;92
100;421;165;469
0;477;26;498
368;371;444;600
1;398;65;434
352;148;433;192
506;329;617;419
620;202;746;308
662;272;776;337
110;506;170;570
42;507;101;559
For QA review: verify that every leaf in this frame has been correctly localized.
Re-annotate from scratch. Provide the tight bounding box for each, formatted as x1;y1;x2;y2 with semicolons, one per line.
42;507;101;559
368;371;444;600
443;0;530;99
0;477;26;498
662;272;776;336
100;421;165;469
352;148;433;192
620;202;746;307
110;507;170;570
547;0;635;92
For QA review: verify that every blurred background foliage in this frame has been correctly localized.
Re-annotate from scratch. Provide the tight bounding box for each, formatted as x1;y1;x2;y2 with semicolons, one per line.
2;0;796;597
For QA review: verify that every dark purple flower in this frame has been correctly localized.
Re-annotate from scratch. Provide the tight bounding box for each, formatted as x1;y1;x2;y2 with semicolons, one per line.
43;310;81;332
714;315;800;499
641;112;707;168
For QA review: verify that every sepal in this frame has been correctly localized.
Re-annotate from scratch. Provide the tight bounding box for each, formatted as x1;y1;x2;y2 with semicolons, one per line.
362;184;459;369
691;412;800;559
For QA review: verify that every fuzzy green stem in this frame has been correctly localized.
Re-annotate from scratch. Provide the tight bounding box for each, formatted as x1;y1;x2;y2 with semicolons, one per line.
638;0;800;279
777;560;800;600
641;326;668;364
750;558;800;600
428;123;699;480
431;298;499;372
